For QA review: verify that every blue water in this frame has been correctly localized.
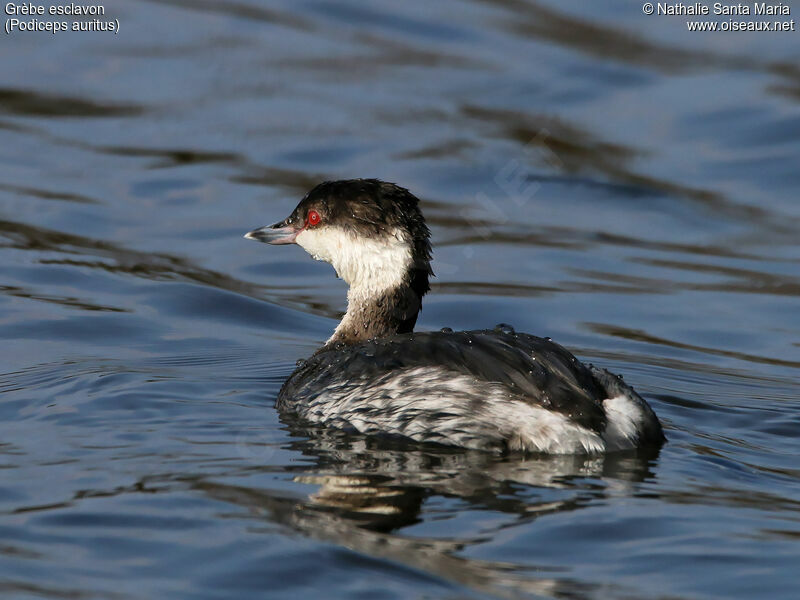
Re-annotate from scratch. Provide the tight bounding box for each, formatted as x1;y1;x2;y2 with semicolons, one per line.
1;1;799;598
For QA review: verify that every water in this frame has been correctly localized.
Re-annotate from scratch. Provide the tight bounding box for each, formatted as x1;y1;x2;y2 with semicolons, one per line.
1;1;799;598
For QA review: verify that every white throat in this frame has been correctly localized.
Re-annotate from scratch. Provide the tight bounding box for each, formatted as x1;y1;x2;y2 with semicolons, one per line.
295;226;413;341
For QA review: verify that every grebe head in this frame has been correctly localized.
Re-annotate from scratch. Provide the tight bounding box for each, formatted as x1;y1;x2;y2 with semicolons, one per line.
246;179;433;344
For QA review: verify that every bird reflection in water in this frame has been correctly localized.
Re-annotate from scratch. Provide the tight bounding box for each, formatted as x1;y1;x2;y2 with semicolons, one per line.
196;425;661;598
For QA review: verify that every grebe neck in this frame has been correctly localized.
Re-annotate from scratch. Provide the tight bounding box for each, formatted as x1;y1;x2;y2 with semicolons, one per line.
327;279;425;346
319;227;430;347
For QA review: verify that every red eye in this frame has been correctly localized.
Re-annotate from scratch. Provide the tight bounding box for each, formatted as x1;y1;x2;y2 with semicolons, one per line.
307;210;321;226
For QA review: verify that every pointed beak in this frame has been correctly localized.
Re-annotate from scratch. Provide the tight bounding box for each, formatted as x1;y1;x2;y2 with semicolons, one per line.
244;220;301;245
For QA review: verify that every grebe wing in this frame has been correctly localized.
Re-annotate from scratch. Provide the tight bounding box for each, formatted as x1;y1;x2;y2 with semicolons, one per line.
281;330;608;434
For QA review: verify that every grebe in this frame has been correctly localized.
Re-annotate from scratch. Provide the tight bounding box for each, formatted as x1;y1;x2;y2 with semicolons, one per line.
245;179;664;454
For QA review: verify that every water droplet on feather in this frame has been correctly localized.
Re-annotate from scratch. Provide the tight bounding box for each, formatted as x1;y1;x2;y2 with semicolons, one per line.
494;323;515;335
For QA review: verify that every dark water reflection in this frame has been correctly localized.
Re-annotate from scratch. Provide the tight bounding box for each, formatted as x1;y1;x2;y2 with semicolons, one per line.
196;437;662;599
1;0;799;598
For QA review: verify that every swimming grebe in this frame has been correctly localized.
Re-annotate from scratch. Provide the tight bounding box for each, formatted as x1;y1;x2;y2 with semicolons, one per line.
245;179;664;454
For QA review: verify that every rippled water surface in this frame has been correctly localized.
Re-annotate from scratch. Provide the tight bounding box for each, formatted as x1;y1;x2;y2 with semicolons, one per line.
2;1;799;598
